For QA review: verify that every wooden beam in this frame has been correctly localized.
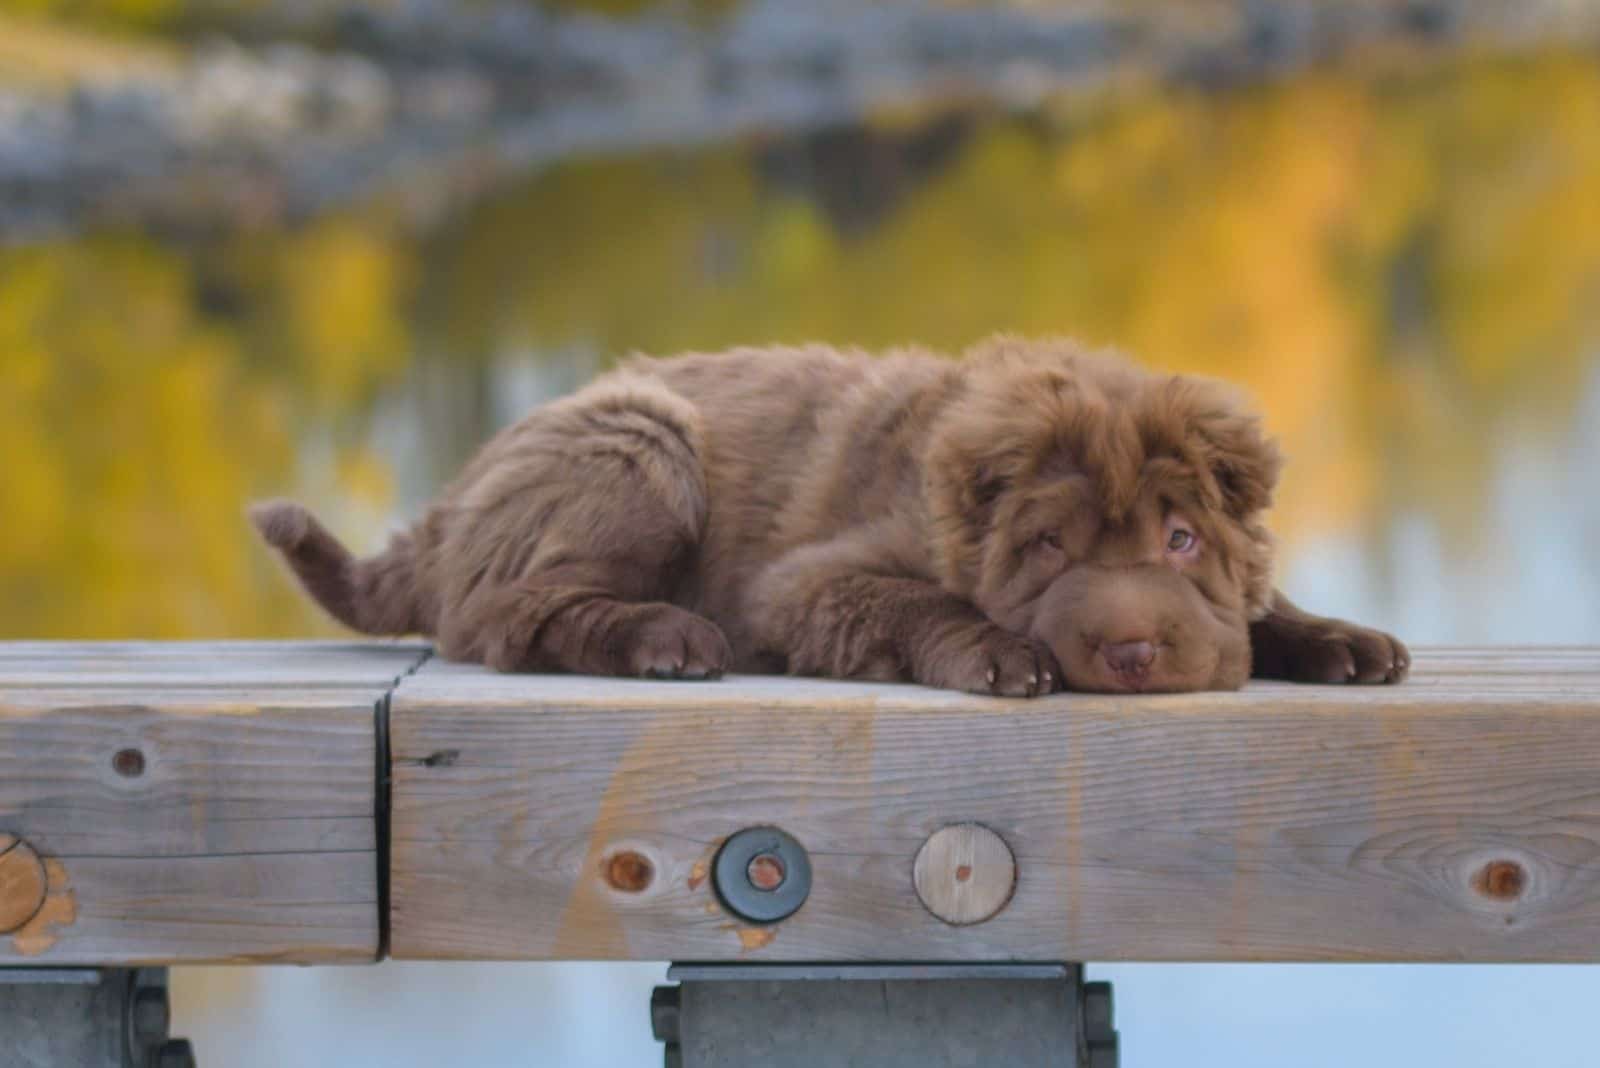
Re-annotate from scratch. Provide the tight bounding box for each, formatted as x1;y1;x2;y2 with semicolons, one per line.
0;641;428;965
4;642;1598;965
388;650;1600;963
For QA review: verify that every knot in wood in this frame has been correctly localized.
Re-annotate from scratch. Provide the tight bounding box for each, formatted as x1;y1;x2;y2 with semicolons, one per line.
0;834;48;935
1473;859;1526;902
913;823;1016;926
603;850;655;893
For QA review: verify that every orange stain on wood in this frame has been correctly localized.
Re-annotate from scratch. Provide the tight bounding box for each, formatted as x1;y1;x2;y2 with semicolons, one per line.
1062;723;1084;947
552;719;682;957
10;859;76;957
688;859;708;892
737;927;775;951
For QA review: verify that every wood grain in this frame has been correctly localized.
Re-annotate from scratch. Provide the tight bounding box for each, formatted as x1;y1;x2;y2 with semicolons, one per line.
389;649;1600;962
0;641;428;964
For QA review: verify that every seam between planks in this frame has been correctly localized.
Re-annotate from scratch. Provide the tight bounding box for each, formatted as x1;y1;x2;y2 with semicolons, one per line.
377;645;435;961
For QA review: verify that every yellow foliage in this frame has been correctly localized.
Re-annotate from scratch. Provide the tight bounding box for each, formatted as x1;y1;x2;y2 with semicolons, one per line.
430;50;1600;550
4;49;1599;638
0;226;410;638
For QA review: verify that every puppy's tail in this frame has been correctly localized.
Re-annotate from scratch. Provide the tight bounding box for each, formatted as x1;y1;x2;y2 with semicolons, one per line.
250;500;425;636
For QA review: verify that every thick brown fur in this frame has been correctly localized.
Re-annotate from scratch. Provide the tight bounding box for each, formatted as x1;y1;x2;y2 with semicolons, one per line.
252;336;1409;695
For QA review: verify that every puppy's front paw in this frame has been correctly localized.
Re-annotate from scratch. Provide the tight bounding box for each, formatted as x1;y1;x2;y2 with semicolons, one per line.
620;605;731;680
922;625;1061;698
1257;617;1410;685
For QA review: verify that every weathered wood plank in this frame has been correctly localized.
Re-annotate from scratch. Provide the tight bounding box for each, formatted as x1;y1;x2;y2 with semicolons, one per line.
389;648;1600;963
0;640;426;689
0;640;423;659
0;642;429;965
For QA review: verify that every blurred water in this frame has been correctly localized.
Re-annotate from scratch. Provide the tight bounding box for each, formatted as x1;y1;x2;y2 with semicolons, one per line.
3;40;1600;1068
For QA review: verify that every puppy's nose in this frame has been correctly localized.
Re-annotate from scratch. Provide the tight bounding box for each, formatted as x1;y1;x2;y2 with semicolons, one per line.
1102;640;1156;680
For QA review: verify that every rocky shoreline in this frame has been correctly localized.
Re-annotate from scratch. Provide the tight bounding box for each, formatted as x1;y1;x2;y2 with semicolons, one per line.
2;0;1596;238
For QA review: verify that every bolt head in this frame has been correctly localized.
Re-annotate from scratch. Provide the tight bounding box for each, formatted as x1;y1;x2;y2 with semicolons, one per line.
131;986;171;1046
746;853;786;891
1082;980;1114;1041
650;985;681;1043
156;1038;197;1068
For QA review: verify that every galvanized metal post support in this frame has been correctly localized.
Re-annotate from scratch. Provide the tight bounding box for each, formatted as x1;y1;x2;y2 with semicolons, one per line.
0;967;197;1068
651;963;1118;1068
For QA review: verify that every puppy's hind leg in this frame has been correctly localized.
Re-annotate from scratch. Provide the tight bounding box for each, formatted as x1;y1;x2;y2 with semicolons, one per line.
436;375;730;679
467;578;730;679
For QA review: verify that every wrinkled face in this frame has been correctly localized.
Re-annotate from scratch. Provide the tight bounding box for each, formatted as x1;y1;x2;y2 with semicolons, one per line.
928;343;1280;694
973;476;1258;692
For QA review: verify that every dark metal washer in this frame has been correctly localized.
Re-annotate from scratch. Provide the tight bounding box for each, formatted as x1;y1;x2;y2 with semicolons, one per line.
712;826;811;924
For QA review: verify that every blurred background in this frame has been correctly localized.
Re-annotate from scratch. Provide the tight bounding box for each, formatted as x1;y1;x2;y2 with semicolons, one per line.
3;0;1599;1064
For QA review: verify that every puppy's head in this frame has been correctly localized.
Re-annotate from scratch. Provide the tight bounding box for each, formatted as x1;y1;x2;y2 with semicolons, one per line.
927;337;1281;693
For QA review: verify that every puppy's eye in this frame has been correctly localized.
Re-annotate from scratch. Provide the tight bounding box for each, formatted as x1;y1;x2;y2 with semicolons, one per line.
1166;528;1196;553
1038;532;1062;551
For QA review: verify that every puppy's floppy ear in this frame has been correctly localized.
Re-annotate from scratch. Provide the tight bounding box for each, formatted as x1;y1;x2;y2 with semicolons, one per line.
925;396;1034;592
1187;394;1282;517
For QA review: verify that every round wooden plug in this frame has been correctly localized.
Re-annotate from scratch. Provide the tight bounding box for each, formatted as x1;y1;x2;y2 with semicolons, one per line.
0;833;48;935
913;822;1016;926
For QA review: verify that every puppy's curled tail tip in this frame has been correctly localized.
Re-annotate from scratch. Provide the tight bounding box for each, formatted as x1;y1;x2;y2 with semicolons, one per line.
250;499;312;550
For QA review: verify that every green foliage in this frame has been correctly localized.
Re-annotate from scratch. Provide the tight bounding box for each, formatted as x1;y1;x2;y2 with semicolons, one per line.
4;0;200;31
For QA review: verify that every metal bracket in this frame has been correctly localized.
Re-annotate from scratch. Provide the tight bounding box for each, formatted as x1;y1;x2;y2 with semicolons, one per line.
652;962;1117;1067
0;968;197;1068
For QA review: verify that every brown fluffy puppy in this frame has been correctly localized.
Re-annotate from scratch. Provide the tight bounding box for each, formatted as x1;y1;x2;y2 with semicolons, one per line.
253;336;1409;695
